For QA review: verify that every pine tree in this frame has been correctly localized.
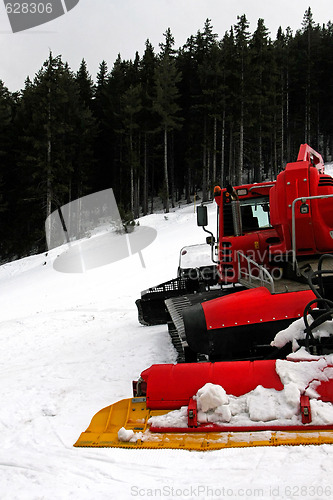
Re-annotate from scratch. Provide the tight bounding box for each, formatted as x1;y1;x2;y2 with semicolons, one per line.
17;53;93;251
139;39;157;214
154;29;182;212
108;55;130;203
92;60;112;192
177;34;202;203
234;14;250;184
3;13;333;263
76;58;94;107
273;26;293;172
0;81;12;227
220;28;236;186
249;18;272;181
121;83;142;218
319;21;333;154
0;80;12;179
302;7;316;144
196;19;219;199
74;63;96;199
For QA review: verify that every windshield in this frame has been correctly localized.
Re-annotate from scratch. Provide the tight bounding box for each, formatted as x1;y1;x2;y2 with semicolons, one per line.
240;197;271;231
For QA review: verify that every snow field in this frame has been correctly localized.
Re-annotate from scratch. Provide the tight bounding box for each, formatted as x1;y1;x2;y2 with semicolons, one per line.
0;200;333;499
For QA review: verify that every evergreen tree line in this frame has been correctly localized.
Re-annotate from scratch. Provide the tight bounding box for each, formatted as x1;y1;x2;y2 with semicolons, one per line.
1;8;333;262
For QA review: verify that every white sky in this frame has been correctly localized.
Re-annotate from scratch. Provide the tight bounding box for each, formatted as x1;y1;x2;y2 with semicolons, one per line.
0;0;332;92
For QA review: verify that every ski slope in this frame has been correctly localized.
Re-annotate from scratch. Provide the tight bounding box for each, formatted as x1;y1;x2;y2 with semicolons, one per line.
1;194;333;500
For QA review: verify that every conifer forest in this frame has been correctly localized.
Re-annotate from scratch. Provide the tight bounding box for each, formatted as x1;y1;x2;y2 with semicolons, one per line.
1;8;333;261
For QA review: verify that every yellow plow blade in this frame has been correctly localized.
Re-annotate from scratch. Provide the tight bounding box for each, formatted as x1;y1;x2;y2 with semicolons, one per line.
74;398;333;451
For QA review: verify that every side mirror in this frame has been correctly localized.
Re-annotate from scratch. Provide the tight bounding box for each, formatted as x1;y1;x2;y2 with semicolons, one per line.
197;205;208;227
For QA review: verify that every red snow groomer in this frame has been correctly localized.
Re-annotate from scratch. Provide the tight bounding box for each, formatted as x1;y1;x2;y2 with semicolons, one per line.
137;144;333;362
75;145;333;450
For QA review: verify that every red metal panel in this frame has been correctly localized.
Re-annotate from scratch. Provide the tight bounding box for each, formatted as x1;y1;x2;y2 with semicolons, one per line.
310;168;333;252
201;287;314;330
141;360;284;410
314;378;333;403
141;360;333;421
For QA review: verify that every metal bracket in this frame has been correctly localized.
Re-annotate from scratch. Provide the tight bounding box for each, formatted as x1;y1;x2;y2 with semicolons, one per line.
187;398;198;427
300;395;312;424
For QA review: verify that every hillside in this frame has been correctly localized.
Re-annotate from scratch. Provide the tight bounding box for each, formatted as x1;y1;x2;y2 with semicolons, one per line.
1;192;333;499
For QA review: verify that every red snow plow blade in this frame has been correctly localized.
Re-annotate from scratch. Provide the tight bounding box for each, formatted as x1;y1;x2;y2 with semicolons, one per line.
74;359;333;450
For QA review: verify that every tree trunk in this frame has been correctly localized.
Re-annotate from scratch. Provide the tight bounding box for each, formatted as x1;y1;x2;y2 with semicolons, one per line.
220;110;225;186
202;145;207;202
163;125;169;213
150;163;154;214
238;103;244;185
273;119;278;178
305;25;312;144
238;48;245;186
213;116;217;184
229;123;234;185
170;131;175;208
130;131;134;218
186;161;191;204
46;137;52;217
207;148;211;199
286;68;290;161
257;123;262;182
46;87;52;246
202;117;208;202
143;133;148;215
281;81;284;169
134;177;140;219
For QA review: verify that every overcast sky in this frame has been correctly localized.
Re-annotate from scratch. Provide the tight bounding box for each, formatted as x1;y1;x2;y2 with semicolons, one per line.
0;0;332;92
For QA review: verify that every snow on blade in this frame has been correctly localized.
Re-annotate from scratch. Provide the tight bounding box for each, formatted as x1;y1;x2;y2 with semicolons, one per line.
150;359;333;429
195;382;232;423
118;427;143;443
195;382;229;412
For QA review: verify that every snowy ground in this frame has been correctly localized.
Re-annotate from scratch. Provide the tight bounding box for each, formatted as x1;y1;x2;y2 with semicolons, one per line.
1;196;333;500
